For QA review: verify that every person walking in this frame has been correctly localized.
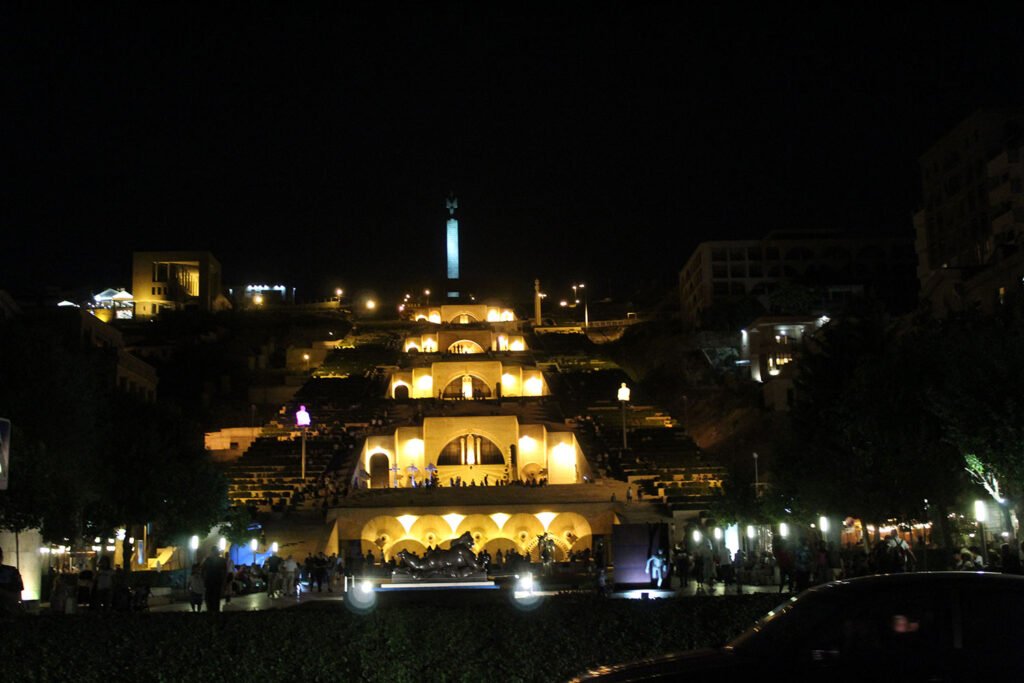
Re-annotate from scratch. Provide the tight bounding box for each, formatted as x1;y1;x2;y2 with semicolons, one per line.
201;547;228;614
0;547;24;615
188;564;204;612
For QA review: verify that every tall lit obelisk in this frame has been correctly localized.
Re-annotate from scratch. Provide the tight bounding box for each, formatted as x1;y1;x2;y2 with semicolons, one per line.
446;193;459;298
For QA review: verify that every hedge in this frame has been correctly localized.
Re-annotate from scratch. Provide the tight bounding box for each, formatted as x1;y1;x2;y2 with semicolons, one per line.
2;592;782;682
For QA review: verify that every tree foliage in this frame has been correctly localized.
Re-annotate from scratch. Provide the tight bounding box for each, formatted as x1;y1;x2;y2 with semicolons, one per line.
772;303;963;528
0;315;226;547
773;297;1024;537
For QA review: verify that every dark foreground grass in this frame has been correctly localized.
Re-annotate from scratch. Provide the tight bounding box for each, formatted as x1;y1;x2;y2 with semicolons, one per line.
2;593;782;682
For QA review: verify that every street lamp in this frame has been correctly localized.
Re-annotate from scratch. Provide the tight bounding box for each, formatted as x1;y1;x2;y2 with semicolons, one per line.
249;538;258;566
335;288;343;300
617;382;631;450
302;353;310;373
573;283;588;327
424;289;431;306
753;452;763;498
296;404;311;480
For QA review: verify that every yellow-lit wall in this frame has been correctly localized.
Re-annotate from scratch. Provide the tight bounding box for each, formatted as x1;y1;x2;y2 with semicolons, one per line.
329;508;610;563
389;361;547;398
410;304;516;324
359;416;582;485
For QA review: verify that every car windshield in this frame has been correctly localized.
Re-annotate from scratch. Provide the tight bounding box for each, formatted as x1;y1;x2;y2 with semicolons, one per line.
728;588;846;658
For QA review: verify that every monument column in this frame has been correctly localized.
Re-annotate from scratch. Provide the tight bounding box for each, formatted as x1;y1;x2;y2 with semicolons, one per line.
534;279;542;326
446;194;460;298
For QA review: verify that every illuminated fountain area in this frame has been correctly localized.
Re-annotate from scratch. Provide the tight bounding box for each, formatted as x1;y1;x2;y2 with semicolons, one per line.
358;415;584;488
388;361;547;399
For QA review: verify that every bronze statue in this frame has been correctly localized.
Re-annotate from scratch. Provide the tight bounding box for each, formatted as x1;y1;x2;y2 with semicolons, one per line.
393;531;486;580
537;532;556;577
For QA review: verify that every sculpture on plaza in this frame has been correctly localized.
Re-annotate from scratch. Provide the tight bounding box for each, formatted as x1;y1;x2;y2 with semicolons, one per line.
646;548;668;587
394;531;486;580
537;532;556;577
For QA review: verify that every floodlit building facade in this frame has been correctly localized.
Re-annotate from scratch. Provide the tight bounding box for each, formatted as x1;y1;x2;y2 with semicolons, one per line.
132;251;226;318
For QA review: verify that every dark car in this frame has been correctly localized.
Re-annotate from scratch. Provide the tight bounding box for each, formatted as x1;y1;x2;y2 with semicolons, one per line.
571;572;1024;682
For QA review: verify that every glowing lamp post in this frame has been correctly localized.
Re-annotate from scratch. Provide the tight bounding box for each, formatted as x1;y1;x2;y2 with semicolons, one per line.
296;405;311;481
573;283;588;327
617;382;631;450
249;538;258;566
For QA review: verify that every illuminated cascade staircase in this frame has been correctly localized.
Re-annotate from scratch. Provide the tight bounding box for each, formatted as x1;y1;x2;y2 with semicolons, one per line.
225;435;335;511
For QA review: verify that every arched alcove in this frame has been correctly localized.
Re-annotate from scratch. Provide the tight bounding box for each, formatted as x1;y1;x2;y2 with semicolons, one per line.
437;434;504;466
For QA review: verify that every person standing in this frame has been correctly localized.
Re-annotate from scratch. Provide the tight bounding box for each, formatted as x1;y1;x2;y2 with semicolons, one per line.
0;547;24;615
92;556;114;611
188;564;205;612
265;552;283;598
282;555;298;596
201;547;228;614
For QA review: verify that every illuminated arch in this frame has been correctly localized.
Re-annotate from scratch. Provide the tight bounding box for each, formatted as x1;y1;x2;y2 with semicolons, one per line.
388;538;428;561
446;339;485;354
448;311;479;324
404;340;421;352
409;515;451;548
360;515;406;559
505;513;545;550
454;514;501;548
546;512;593;549
368;452;391;489
482;537;519;556
392;381;410;399
440;373;493;399
437;434;504;466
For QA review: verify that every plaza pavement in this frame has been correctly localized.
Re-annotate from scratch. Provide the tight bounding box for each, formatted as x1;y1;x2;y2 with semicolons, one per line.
148;576;784;613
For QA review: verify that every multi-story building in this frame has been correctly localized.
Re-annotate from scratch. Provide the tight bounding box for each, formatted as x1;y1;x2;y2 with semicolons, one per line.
29;307;158;402
131;251;226;318
678;230;917;326
914;107;1024;313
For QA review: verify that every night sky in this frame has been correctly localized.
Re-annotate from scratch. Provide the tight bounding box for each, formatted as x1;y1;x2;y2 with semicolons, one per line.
5;5;1023;302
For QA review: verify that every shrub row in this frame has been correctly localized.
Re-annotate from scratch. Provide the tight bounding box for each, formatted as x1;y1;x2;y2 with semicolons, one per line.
2;593;782;682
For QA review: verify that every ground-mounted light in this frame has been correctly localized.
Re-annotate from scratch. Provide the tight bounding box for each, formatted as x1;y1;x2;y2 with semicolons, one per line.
344;579;378;615
190;535;199;550
511;573;543;610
